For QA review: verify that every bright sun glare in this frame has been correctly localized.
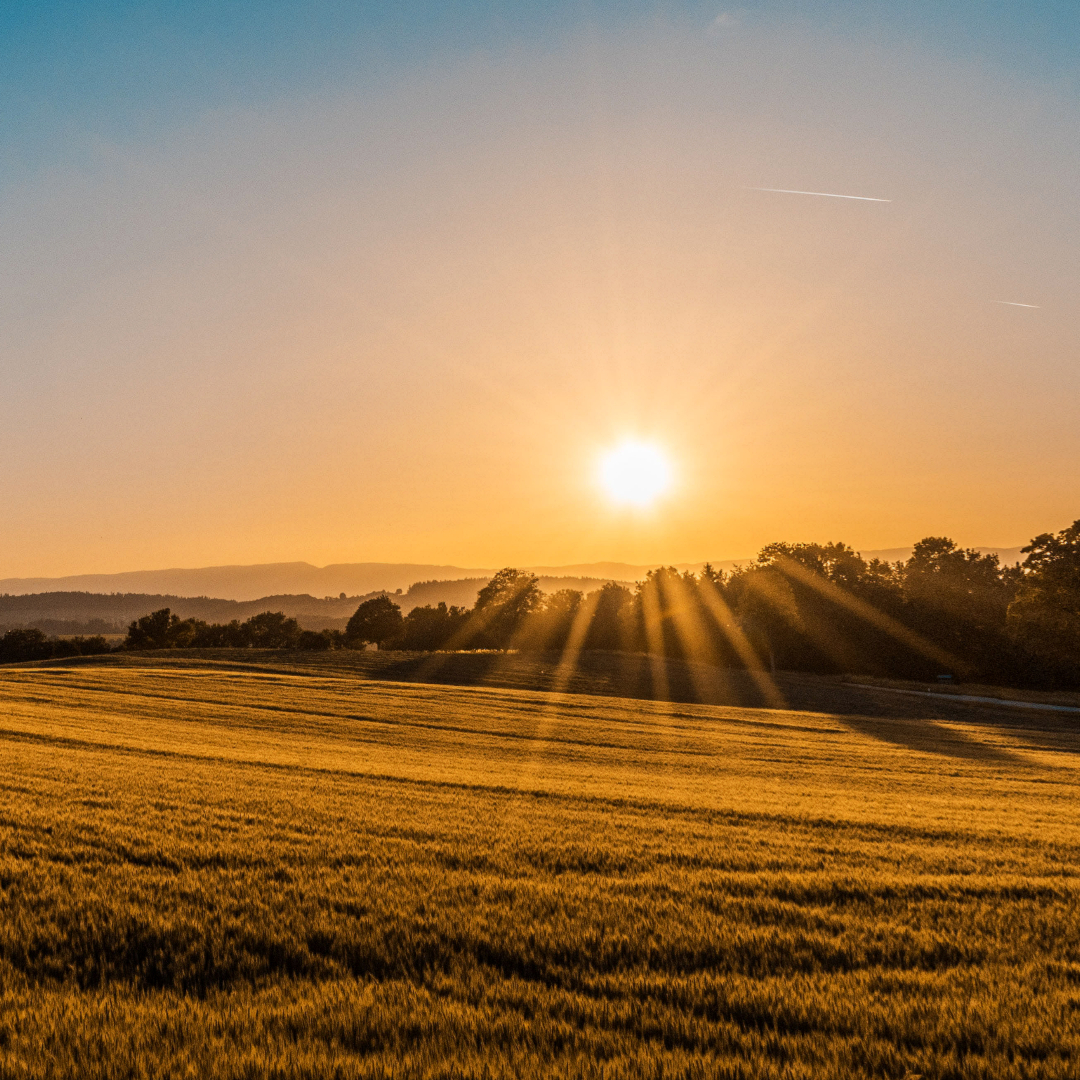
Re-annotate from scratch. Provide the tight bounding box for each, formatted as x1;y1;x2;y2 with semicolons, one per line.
598;441;673;508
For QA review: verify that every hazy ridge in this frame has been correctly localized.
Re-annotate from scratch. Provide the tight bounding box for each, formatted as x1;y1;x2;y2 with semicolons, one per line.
0;575;637;635
0;548;1026;603
0;561;706;601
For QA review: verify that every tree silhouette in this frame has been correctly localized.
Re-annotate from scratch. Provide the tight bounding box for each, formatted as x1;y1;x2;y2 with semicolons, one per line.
470;568;542;648
52;519;1080;689
400;602;469;651
582;582;634;652
1009;520;1080;677
126;608;179;649
243;611;301;648
345;595;403;648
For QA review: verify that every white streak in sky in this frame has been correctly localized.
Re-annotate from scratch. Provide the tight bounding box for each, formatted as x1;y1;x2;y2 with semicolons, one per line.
748;187;891;202
994;301;1040;308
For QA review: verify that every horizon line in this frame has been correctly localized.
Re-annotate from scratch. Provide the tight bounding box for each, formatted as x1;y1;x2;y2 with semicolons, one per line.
0;544;1032;584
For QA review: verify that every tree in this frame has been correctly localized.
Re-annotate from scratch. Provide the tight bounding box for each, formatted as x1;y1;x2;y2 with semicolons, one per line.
345;595;403;648
0;629;113;664
190;619;247;647
126;608;179;649
757;541;867;589
297;629;334;651
1009;520;1080;676
523;588;583;652
0;628;54;663
903;538;1006;606
125;608;305;650
469;569;542;649
728;566;803;673
398;602;470;651
582;582;634;652
900;538;1014;671
750;542;913;676
243;611;301;648
634;567;704;658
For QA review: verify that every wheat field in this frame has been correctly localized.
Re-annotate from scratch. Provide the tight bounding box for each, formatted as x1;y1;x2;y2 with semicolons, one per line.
1;653;1079;1078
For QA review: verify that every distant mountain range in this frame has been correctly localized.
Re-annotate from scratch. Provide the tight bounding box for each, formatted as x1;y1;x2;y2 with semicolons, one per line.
0;560;720;602
0;563;480;602
0;547;1028;603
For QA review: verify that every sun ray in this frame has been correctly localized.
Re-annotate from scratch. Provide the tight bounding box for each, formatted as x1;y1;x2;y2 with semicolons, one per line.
771;556;963;674
693;577;788;709
658;571;733;705
548;589;602;697
638;577;672;704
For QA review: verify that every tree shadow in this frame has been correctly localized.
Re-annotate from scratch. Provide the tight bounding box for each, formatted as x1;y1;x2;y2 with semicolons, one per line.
837;714;1026;765
389;651;785;709
990;718;1080;759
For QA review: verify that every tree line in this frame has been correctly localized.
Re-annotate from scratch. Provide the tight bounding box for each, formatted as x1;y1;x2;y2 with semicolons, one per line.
2;519;1077;687
0;609;332;663
0;629;113;664
342;521;1080;687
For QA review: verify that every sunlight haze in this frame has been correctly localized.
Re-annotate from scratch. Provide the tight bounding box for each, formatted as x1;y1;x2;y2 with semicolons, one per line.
5;10;1080;1075
1;2;1078;575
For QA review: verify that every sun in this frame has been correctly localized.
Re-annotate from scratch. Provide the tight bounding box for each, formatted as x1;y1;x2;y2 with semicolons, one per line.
598;440;673;508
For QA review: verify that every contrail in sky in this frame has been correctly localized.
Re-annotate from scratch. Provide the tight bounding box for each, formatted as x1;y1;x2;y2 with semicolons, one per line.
749;187;891;202
994;301;1040;308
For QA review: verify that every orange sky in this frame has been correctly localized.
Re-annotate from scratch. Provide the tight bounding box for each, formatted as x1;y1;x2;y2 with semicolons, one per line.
1;14;1078;577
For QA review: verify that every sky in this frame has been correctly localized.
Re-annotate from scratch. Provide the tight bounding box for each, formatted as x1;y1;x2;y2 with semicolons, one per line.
1;1;1078;576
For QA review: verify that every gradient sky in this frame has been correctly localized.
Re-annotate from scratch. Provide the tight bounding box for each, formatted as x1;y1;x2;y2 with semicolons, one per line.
2;2;1078;576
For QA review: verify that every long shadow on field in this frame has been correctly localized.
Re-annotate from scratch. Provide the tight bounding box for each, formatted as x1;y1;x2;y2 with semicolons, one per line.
25;649;1076;741
991;719;1080;759
837;714;1024;765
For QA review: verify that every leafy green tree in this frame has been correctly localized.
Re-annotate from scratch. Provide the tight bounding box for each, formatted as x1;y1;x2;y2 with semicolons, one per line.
0;629;113;664
345;595;403;648
126;609;303;650
72;635;112;656
693;564;752;668
728;565;803;672
903;538;1006;606
188;619;246;647
633;567;707;658
747;543;910;675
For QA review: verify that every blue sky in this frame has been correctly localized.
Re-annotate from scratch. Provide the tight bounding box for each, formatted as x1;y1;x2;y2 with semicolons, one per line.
2;1;1078;175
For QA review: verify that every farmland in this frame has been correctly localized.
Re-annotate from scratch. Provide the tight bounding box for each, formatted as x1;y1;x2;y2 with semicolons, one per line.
1;652;1079;1078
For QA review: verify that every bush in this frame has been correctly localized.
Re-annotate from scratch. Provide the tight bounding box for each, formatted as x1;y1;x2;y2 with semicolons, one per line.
297;630;334;651
0;629;115;664
0;628;54;663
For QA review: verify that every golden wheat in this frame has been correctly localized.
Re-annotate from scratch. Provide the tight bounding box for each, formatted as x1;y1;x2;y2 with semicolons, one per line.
1;655;1078;1078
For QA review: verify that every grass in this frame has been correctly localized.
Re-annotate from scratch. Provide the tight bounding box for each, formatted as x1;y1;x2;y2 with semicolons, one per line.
1;650;1079;1078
